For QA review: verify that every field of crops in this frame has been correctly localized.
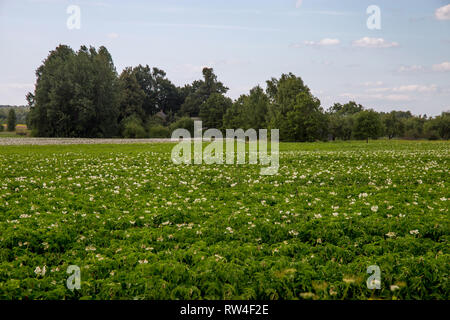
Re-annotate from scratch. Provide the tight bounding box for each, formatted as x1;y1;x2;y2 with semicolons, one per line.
0;140;448;300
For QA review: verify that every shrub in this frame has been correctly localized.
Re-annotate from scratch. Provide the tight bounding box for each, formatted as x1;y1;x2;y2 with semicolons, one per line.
122;115;147;138
169;117;195;136
148;125;170;138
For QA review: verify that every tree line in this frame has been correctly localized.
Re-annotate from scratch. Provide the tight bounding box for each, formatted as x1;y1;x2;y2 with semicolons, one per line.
0;106;29;132
25;45;450;141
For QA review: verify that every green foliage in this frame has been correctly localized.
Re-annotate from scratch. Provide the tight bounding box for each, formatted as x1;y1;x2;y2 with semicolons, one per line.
224;86;269;130
0;140;448;300
122;115;147;138
118;67;146;123
169;117;195;136
424;112;450;140
7;109;16;131
327;113;354;141
353;110;383;142
382;111;405;139
23;44;449;141
266;73;310;110
132;65;183;116
266;74;326;142
199;93;232;130
179;68;228;117
328;101;363;116
0;106;29;125
148;125;170;138
326;102;365;141
28;45;120;137
284;93;327;142
26;46;182;138
404;116;426;139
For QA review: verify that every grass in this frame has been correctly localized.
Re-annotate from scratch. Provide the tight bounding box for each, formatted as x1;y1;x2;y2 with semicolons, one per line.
0;124;29;137
0;132;22;138
0;140;448;299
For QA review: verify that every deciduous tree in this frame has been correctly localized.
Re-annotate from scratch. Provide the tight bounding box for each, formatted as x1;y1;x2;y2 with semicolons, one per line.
353;110;383;143
7;109;16;131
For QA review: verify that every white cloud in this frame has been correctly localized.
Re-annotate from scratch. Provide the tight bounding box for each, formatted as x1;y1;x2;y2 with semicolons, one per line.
392;84;438;93
107;33;119;39
145;23;281;32
397;65;425;73
311;89;324;95
352;37;399;48
295;0;303;9
319;38;340;46
384;94;412;102
362;81;384;87
339;93;357;100
397;63;450;73
340;92;412;102
366;84;438;94
342;83;440;104
303;38;340;46
367;87;391;93
172;59;249;78
432;61;450;72
177;64;209;74
435;4;450;20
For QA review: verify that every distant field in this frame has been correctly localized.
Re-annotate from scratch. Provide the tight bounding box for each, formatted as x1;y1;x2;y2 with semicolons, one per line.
0;137;176;145
0;140;448;299
0;124;29;138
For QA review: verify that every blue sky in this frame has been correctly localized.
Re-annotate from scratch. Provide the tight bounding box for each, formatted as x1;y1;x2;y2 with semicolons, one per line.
0;0;449;115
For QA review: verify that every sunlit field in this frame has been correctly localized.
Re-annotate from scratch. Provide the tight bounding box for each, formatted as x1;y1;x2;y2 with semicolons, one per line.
0;140;448;299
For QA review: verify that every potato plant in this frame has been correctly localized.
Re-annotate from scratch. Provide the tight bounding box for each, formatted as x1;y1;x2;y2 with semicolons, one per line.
0;140;448;299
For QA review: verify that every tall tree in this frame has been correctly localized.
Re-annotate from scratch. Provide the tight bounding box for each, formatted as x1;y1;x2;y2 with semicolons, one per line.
224;86;269;130
404;116;426;139
7;109;16;131
328;101;363;116
436;112;450;140
353;110;383;143
132;65;182;116
118;67;146;123
266;73;326;141
199;93;232;129
266;73;310;112
284;92;327;142
327;113;354;141
382;111;405;139
179;67;228;117
28;45;120;137
424;112;450;140
28;44;75;136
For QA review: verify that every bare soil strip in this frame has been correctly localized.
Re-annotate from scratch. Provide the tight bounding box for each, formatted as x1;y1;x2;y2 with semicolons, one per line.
0;138;177;146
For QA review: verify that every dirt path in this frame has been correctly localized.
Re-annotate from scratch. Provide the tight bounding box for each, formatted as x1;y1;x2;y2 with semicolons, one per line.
0;137;179;145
